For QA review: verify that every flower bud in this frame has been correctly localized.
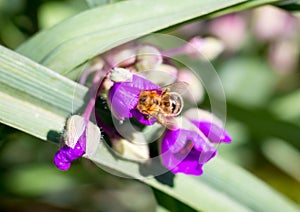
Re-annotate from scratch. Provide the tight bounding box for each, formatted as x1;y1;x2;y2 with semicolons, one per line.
110;68;133;82
54;115;101;170
64;115;86;148
209;14;246;51
177;68;204;102
106;47;136;67
84;119;101;159
135;45;163;71
253;6;296;41
138;64;178;86
112;138;149;162
186;37;224;60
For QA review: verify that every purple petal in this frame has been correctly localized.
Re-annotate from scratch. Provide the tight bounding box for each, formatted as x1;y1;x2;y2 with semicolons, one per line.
191;121;232;143
54;130;86;170
161;126;217;175
161;128;210;153
53;147;71;171
173;161;203;175
161;146;210;175
130;109;157;125
185;132;217;164
162;150;204;175
109;74;160;120
197;148;217;164
183;129;211;151
161;129;186;153
184;108;232;144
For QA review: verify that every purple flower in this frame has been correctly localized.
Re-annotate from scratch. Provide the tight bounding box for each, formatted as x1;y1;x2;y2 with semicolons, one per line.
54;129;86;171
161;109;232;175
53;115;90;171
109;74;160;125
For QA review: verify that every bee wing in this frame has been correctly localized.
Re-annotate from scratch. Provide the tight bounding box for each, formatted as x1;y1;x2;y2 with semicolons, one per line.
157;113;180;130
161;82;189;95
164;116;180;130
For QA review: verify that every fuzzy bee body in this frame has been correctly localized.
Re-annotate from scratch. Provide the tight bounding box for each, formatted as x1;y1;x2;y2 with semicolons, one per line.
136;82;187;128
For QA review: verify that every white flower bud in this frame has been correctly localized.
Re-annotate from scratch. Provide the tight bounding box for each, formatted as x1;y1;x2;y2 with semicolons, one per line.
112;137;149;162
64;115;101;158
135;45;162;71
110;68;133;82
85;121;101;158
187;37;224;60
64;115;85;148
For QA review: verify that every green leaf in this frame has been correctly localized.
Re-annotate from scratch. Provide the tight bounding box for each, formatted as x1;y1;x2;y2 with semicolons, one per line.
90;143;299;212
262;138;300;182
38;1;87;29
0;45;88;142
3;165;77;196
226;101;300;150
17;0;281;74
277;1;300;11
219;58;276;107
200;157;300;212
85;0;123;8
90;143;251;212
270;89;300;123
153;188;197;212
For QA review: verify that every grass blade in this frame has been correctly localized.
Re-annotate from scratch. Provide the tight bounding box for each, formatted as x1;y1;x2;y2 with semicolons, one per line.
17;0;248;73
0;45;88;141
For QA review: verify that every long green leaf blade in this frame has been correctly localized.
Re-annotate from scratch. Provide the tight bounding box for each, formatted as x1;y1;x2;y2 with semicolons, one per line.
0;45;88;141
90;143;251;212
200;157;300;212
17;0;250;73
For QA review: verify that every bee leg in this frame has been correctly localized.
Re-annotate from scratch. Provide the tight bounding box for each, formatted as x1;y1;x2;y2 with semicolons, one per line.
157;113;166;126
139;110;150;119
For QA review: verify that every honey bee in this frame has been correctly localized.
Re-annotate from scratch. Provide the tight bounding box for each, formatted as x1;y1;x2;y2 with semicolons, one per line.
136;82;188;129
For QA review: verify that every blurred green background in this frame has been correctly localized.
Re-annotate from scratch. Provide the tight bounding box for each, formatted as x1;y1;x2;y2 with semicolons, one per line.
0;0;300;211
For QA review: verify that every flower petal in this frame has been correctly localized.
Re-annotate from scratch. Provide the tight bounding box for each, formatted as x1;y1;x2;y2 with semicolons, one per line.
184;129;212;151
135;45;163;71
161;147;206;175
54;130;86;170
109;74;160;120
130;109;157;125
173;160;203;175
161;129;186;154
161;125;217;175
162;150;204;175
184;108;232;143
194;121;232;143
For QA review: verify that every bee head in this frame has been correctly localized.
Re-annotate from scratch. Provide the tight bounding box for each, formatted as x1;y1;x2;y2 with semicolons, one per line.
168;92;184;116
